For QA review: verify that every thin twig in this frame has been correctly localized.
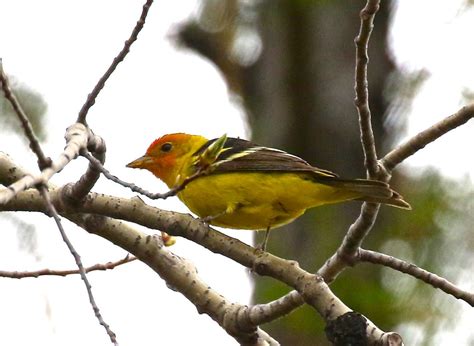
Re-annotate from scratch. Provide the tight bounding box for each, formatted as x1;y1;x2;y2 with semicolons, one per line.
0;59;51;169
83;151;208;200
248;291;305;325
354;0;381;179
380;103;474;172
76;0;154;125
0;255;137;279
358;248;474;306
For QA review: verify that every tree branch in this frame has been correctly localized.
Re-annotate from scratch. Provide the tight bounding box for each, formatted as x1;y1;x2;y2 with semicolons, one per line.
0;254;137;279
354;0;381;179
358;248;474;306
380;103;474;172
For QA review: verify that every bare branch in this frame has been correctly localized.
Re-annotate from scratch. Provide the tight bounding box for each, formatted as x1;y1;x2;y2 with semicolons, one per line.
76;0;154;125
380;103;474;172
358;248;474;306
248;290;305;326
0;60;51;169
0;254;137;279
354;0;381;179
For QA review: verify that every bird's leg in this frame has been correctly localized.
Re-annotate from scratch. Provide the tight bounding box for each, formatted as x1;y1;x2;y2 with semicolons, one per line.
257;226;271;252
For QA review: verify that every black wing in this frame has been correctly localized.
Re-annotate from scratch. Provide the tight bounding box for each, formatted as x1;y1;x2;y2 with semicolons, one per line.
193;137;338;178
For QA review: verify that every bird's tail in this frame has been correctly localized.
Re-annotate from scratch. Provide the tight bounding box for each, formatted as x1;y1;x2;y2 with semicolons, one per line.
317;177;411;210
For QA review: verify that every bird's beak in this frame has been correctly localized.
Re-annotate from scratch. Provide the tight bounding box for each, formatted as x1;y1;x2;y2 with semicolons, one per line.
126;155;152;169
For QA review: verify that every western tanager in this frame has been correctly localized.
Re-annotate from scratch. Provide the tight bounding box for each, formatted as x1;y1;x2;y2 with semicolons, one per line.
127;133;410;234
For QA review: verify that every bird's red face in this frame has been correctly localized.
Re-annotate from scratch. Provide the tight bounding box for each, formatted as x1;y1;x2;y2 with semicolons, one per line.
126;133;205;187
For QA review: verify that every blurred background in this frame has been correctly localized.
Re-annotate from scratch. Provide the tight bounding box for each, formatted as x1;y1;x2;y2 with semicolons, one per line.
1;0;473;345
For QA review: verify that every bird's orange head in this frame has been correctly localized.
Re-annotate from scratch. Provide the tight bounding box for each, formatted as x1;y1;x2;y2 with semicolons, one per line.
127;133;208;187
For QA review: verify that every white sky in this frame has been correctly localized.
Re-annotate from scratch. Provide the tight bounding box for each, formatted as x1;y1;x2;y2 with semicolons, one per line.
0;1;473;345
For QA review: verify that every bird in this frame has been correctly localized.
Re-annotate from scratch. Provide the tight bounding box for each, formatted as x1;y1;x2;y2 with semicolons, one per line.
127;133;410;247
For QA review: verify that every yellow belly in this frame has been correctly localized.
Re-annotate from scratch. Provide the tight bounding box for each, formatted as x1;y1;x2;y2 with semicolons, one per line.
177;172;354;230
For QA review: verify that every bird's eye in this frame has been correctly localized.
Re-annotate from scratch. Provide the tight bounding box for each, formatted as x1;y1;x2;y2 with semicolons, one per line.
161;142;173;152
